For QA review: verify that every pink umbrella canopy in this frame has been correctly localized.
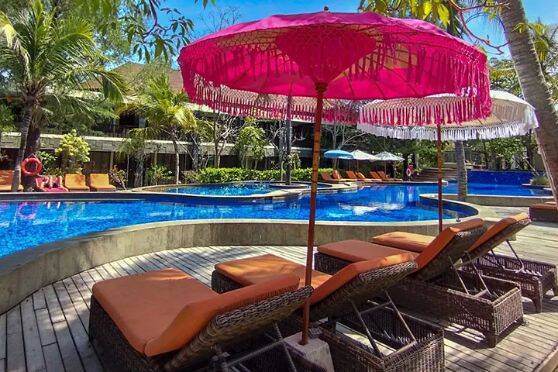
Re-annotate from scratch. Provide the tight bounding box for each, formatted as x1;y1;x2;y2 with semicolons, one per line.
178;9;491;345
179;11;491;122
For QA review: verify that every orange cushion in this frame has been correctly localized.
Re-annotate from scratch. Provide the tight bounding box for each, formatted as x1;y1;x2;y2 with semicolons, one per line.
89;173;115;189
320;172;333;181
356;172;367;180
145;273;299;356
0;170;14;186
215;254;331;291
216;252;415;305
371;232;435;253
531;202;557;211
92;268;217;356
415;218;484;270
318;239;417;262
332;170;342;180
345;171;357;179
470;213;529;252
65;174;89;189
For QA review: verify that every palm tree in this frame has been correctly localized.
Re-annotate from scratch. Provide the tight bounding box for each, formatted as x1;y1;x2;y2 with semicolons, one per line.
498;0;558;203
0;0;125;191
124;74;196;184
117;128;151;188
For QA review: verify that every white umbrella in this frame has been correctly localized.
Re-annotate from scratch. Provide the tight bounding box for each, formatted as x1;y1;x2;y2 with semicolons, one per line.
358;90;538;141
351;150;379;161
374;151;404;162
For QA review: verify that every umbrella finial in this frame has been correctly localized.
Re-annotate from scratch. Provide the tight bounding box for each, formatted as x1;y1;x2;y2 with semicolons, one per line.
323;6;329;11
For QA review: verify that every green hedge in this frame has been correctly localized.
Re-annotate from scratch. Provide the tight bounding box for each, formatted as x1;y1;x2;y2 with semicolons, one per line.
195;167;333;183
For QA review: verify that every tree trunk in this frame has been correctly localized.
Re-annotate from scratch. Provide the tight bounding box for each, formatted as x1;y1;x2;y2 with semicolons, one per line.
402;155;409;181
455;141;468;201
12;104;33;192
22;124;41;191
133;155;144;188
172;138;180;184
499;0;558;204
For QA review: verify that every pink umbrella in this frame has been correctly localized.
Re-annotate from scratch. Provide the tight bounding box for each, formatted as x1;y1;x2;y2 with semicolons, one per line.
179;9;491;344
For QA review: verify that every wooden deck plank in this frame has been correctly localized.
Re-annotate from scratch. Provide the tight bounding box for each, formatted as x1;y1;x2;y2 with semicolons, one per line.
20;297;46;372
6;306;25;372
0;314;6;360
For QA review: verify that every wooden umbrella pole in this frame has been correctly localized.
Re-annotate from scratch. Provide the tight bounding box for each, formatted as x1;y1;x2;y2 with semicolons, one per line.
301;82;327;346
437;123;443;233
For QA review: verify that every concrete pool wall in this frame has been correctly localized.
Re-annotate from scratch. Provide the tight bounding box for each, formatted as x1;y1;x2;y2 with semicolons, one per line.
0;195;494;314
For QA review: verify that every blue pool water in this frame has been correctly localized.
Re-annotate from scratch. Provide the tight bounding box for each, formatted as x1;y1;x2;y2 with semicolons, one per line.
0;184;476;256
446;182;550;197
166;183;272;196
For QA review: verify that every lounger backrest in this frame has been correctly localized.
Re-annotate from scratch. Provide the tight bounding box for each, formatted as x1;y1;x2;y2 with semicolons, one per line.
89;173;110;186
377;170;388;180
370;171;382;180
356;171;367;180
332;170;342;180
467;213;530;260
310;259;417;321
414;219;486;281
144;274;306;360
345;171;357;179
320;172;333;181
65;174;86;187
0;170;14;185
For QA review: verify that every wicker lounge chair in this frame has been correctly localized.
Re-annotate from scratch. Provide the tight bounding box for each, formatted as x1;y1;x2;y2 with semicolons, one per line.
530;201;558;223
89;268;314;372
356;171;382;182
64;173;90;191
0;170;23;191
377;170;402;182
316;219;524;347
212;253;445;372
372;213;557;312
345;170;379;184
89;173;117;191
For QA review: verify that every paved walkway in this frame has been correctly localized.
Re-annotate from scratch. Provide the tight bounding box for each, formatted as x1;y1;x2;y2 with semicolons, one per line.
1;217;557;371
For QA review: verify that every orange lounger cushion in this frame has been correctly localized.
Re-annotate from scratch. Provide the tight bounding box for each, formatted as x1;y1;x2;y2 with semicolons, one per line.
64;174;90;191
531;202;557;211
345;171;359;180
0;170;23;191
318;239;417;263
215;253;414;305
469;213;529;252
93;268;299;357
371;232;434;252
89;173;116;191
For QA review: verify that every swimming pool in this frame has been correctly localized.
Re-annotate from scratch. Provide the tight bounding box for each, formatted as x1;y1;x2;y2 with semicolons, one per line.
445;182;550;196
166;183;274;196
0;184;476;256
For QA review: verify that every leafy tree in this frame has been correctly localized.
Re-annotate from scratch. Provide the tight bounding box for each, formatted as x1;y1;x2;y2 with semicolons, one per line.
146;164;173;185
0;0;126;191
198;114;240;168
123;73;196;183
233;118;267;169
0;104;15;157
55;129;91;174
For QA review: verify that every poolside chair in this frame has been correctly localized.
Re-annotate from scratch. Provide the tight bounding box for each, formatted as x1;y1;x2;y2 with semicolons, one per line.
315;219;524;347
376;170;402;182
64;173;90;191
0;170;23;191
529;201;558;223
212;252;445;371
89;268;313;372
89;173;117;191
319;172;343;184
345;170;374;184
356;171;382;182
371;213;557;312
331;169;352;182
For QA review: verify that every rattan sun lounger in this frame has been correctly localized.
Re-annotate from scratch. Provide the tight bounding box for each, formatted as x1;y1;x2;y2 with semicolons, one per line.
89;268;314;372
372;213;557;312
211;253;445;371
316;219;524;347
89;173;117;191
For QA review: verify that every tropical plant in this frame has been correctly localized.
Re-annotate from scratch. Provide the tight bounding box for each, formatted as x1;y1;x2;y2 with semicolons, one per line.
233;118;267;169
117;128;151;188
0;0;126;191
195;167;334;184
0;104;15;157
123;73;196;183
36;150;61;175
146;164;173;185
55;130;91;174
530;175;549;187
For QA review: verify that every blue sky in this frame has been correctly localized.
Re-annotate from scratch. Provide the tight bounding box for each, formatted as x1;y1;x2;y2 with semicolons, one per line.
168;0;557;58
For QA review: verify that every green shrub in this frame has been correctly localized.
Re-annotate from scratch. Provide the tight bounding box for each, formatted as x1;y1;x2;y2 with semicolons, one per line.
146;165;173;185
530;175;549;187
195;167;333;183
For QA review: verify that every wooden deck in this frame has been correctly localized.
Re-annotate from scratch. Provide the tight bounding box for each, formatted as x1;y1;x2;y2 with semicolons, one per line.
1;217;557;371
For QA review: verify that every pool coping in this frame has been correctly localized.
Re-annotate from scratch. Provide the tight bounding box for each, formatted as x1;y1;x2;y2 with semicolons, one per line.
0;194;493;314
